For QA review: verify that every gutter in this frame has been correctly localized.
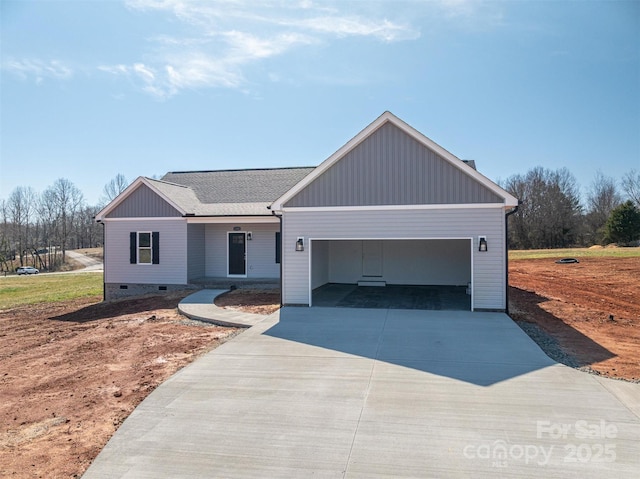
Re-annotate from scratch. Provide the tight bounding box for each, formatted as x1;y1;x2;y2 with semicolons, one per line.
504;201;522;314
181;214;275;218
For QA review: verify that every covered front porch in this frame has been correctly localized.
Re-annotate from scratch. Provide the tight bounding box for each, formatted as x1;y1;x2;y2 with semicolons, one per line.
186;218;281;282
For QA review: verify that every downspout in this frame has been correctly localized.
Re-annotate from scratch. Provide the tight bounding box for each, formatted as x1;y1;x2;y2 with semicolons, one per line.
504;201;521;314
270;208;284;307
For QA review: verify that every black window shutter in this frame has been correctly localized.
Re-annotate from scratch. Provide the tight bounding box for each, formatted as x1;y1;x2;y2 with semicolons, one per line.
275;232;281;264
152;232;160;264
130;232;137;264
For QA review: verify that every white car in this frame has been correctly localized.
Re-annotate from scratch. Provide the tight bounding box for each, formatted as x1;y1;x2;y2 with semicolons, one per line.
16;266;39;275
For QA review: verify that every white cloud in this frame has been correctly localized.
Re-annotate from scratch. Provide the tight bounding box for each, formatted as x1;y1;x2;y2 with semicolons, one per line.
165;53;243;90
99;62;164;96
283;16;417;42
223;30;316;61
99;55;243;99
114;0;421;98
98;64;130;75
3;1;500;98
3;58;73;83
132;63;156;83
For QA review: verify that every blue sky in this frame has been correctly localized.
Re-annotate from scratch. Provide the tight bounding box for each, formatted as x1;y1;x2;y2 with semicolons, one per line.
1;0;638;207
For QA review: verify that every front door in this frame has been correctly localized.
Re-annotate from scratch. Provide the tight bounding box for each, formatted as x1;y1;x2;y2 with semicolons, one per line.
228;232;246;276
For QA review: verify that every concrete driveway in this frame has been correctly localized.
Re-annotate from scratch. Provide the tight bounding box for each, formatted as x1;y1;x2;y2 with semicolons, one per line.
83;308;640;478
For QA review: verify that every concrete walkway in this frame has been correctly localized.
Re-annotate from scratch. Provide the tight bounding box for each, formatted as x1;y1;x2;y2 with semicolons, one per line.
178;289;269;328
83;308;640;478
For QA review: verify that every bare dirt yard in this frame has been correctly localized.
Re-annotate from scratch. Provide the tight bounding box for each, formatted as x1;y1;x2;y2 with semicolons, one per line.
509;256;640;382
2;254;638;478
214;288;281;315
0;292;238;478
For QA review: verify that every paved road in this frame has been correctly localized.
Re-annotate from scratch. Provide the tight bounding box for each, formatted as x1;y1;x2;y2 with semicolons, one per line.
65;250;103;272
82;308;640;478
0;250;103;278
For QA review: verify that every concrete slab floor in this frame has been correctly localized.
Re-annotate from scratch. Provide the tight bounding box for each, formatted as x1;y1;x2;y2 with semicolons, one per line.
313;283;471;310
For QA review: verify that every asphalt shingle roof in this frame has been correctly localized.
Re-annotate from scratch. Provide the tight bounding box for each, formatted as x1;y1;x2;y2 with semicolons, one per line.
145;178;201;214
159;167;315;216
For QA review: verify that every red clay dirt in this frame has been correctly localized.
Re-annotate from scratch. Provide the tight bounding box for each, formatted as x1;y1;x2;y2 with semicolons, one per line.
214;288;281;315
509;256;640;381
0;292;238;478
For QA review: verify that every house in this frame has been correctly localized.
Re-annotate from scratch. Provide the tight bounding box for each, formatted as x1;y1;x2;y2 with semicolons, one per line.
95;112;519;311
94;168;313;299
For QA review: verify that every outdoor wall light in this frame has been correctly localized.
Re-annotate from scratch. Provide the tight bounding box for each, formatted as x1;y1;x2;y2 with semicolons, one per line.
247;232;252;241
295;237;304;252
478;236;488;252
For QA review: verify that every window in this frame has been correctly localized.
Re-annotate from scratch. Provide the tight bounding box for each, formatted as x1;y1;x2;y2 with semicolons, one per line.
275;232;281;264
138;232;152;264
130;231;160;264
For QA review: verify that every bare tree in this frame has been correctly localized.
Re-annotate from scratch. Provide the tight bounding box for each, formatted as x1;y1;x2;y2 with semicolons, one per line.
45;178;85;262
503;167;582;249
622;169;640;208
37;188;59;270
100;173;129;206
585;171;622;244
0;199;13;271
6;186;38;266
74;205;102;248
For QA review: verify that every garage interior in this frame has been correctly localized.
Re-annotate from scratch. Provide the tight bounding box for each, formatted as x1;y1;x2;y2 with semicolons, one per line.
310;239;472;310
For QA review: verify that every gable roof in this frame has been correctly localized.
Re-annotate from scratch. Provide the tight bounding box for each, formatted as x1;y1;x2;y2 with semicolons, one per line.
95;177;191;220
96;167;315;220
270;111;518;210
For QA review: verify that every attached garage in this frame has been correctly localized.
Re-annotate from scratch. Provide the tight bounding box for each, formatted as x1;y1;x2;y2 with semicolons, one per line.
310;238;472;309
276;206;504;311
270;112;519;312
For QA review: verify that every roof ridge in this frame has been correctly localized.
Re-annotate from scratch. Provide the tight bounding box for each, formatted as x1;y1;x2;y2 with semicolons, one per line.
145;177;192;189
165;166;316;175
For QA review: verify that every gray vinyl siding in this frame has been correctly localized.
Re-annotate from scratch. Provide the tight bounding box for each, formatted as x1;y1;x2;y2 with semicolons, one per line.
282;207;506;309
187;223;205;280
104;219;187;284
107;184;182;218
284;122;502;207
204;223;280;278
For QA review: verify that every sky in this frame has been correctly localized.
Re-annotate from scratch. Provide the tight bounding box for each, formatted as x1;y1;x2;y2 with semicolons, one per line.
1;0;639;207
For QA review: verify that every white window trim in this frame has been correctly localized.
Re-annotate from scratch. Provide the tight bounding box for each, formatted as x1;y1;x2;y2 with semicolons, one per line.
137;231;153;265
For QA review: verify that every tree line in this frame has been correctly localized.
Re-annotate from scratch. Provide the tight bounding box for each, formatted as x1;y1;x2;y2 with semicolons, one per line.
503;168;640;249
0;174;128;272
1;168;639;272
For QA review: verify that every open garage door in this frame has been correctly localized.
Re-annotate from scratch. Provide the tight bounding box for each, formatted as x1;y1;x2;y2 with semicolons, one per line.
310;238;472;310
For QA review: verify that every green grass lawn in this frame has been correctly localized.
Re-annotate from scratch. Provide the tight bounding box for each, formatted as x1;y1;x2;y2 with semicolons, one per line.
509;246;640;260
0;273;102;310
